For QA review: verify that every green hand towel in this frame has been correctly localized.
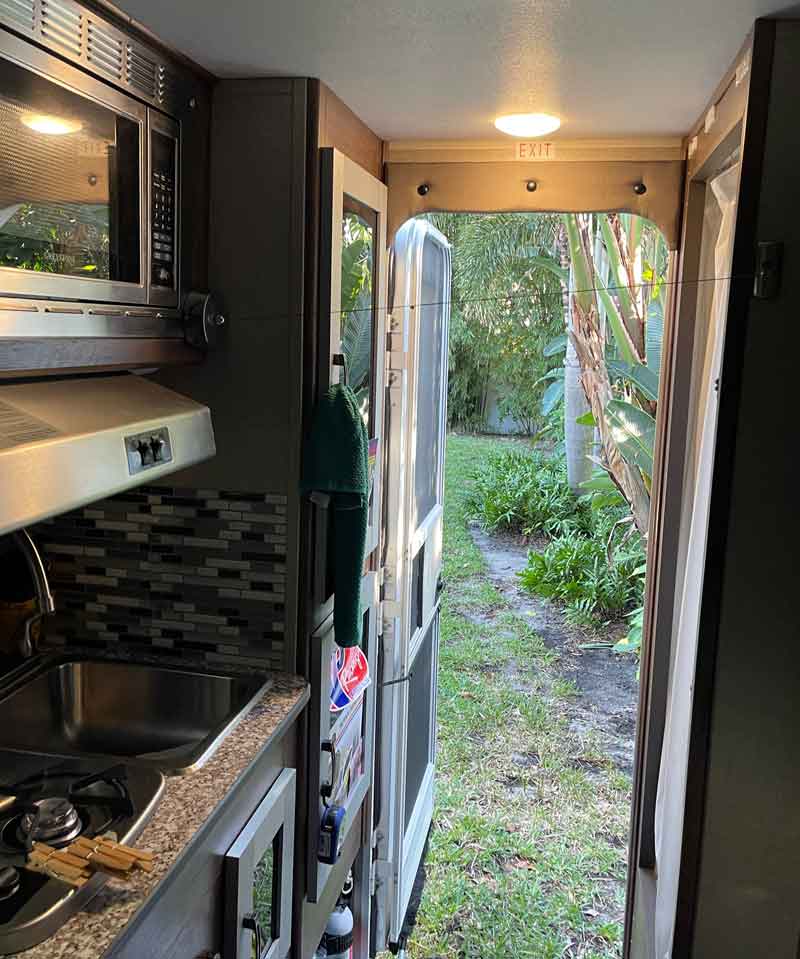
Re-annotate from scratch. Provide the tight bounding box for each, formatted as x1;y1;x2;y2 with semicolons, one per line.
301;384;369;648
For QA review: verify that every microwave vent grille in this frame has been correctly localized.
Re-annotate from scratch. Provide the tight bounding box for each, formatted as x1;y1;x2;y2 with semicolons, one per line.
40;0;82;59
0;0;184;116
87;20;123;81
126;43;157;100
0;0;34;32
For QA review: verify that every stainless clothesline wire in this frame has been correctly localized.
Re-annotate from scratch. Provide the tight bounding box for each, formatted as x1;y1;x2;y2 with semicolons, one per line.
233;271;755;324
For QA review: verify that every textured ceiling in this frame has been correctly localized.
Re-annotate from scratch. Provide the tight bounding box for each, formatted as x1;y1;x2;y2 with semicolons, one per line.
117;0;796;139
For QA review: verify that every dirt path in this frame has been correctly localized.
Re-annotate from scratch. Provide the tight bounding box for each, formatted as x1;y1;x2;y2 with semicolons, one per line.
471;526;639;775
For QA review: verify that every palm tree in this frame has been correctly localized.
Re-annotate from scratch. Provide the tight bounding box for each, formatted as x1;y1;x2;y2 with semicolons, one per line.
563;212;666;534
428;212;566;434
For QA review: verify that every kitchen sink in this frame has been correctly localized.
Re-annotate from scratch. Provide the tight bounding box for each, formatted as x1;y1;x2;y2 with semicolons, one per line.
0;656;271;773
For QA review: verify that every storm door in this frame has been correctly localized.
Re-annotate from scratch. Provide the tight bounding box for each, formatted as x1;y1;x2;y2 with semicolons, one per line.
373;219;451;951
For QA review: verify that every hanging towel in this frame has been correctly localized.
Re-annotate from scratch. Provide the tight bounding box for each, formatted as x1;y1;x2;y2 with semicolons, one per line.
301;384;369;648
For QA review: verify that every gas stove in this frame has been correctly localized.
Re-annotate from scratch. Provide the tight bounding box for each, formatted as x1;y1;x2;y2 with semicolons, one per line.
0;750;163;954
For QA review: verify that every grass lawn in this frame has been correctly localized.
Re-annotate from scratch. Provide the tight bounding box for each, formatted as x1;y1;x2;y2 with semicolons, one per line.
405;434;630;959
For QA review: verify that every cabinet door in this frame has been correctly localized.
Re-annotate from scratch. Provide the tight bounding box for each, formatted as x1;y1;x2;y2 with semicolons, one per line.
225;768;296;959
306;148;387;904
373;219;451;951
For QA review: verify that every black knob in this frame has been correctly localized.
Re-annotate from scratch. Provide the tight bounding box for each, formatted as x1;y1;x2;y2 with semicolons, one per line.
137;440;152;465
417;183;430;196
0;866;20;900
526;180;538;193
150;436;164;462
633;181;647;196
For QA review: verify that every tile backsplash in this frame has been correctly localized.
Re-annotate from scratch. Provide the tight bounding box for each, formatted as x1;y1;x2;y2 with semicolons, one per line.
35;486;288;670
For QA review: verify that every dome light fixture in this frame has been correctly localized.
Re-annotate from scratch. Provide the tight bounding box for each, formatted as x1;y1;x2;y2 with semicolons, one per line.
494;112;561;138
21;113;82;135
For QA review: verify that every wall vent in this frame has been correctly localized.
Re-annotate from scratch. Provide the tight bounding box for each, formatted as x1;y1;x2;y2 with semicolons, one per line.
40;0;83;59
86;19;123;81
0;0;35;33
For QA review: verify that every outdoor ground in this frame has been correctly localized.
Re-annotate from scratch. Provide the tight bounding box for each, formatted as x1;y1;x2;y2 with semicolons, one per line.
405;434;638;959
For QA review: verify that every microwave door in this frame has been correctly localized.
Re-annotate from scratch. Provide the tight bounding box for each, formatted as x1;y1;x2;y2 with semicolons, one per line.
0;30;148;305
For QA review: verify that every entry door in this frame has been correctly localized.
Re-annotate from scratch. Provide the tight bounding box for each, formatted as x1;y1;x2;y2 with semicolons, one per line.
374;219;451;951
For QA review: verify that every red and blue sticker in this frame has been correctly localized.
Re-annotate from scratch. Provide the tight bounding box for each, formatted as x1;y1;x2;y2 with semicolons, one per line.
330;645;371;712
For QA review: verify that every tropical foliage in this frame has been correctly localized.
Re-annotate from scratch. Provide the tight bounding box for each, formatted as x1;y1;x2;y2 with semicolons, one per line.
339;212;375;418
560;213;667;534
427;213;565;433
465;443;646;627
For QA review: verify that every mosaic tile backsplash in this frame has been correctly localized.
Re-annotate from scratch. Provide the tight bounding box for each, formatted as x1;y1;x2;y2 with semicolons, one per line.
35;486;288;670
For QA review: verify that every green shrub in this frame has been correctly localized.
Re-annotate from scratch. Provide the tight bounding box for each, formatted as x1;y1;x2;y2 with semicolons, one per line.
518;522;643;620
466;445;646;629
465;448;591;537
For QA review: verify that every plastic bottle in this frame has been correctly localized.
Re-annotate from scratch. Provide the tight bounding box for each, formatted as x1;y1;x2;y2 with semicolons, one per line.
322;903;353;959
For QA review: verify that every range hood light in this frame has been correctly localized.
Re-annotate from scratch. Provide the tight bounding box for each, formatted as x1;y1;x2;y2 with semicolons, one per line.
21;113;82;135
494;113;561;137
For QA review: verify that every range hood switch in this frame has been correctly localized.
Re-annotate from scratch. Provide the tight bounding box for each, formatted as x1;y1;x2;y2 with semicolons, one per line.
125;427;173;475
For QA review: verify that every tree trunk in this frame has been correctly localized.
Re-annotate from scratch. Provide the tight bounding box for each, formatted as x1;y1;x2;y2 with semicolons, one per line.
561;256;593;493
569;295;651;534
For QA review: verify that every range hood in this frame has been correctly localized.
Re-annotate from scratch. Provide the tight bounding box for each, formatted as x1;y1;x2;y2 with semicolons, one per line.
0;375;215;536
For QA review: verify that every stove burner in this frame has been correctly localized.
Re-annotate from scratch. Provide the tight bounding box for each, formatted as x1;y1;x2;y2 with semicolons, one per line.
19;798;83;847
0;751;163;954
0;763;134;857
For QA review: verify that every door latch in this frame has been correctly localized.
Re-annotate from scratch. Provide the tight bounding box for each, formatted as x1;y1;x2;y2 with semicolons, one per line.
754;241;783;299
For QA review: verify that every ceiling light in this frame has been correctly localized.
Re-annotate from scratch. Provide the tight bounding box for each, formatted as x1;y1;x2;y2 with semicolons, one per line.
21;113;82;135
494;113;561;138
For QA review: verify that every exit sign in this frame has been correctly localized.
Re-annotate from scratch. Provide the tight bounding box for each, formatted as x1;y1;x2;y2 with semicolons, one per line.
514;141;556;160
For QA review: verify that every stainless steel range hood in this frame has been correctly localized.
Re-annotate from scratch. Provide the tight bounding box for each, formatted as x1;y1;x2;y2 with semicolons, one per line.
0;375;215;536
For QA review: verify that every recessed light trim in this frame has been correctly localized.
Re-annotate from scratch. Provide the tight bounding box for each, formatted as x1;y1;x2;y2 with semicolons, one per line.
21;113;82;135
494;113;561;138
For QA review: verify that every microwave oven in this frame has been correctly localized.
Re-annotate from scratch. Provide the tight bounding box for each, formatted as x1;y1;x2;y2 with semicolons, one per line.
0;26;179;309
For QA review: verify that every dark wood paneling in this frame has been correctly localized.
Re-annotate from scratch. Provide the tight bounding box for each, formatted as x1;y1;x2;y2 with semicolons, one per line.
154;78;308;501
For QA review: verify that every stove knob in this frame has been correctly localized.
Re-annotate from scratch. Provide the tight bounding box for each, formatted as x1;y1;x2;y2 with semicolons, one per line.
0;866;20;900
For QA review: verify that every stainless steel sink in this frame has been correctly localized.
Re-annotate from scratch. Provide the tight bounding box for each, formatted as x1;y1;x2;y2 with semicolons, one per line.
0;656;271;773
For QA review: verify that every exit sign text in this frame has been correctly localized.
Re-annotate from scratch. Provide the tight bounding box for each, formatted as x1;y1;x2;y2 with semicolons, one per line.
514;141;556;161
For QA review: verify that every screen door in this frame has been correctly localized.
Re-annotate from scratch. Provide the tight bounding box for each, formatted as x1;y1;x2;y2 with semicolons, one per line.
373;219;451;951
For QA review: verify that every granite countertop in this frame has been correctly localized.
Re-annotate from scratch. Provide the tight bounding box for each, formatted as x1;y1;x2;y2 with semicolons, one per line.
14;671;309;959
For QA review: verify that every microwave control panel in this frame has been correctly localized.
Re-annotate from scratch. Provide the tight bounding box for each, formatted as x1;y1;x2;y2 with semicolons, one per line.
150;130;177;291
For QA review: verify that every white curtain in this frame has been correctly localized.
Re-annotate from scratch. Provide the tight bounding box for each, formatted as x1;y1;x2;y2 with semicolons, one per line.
653;162;740;958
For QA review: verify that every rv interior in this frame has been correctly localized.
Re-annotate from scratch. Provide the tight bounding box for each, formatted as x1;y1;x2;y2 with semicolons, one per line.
0;0;798;956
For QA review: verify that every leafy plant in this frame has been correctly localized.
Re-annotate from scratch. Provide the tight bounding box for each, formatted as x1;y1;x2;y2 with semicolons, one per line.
465;448;592;537
519;515;645;623
427;213;565;433
339;214;374;416
615;606;644;655
563;212;667;534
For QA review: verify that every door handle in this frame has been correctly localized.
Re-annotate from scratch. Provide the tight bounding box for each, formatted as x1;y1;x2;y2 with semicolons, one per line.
320;740;339;802
243;912;268;958
436;574;444;597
